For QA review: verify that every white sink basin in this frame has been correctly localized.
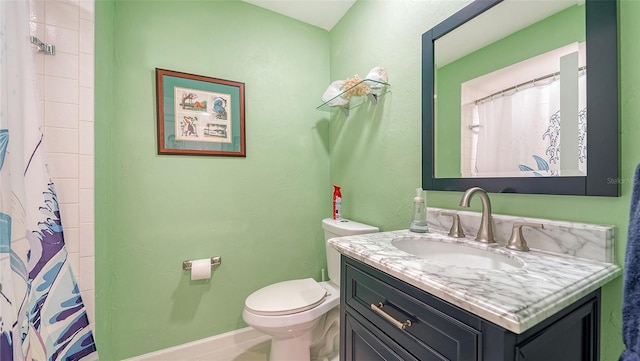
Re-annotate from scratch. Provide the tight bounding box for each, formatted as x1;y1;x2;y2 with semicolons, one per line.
392;237;524;271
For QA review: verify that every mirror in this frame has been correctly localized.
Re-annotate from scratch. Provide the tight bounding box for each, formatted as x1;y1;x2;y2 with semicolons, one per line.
422;0;619;196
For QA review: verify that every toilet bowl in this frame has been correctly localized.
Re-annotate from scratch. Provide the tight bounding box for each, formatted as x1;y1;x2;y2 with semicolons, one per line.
242;280;340;361
242;218;379;361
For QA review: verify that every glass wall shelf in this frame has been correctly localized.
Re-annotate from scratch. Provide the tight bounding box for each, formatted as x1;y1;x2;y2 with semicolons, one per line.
316;79;390;116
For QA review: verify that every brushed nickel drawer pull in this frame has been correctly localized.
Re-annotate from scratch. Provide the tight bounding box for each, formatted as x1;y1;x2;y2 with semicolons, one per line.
370;302;412;330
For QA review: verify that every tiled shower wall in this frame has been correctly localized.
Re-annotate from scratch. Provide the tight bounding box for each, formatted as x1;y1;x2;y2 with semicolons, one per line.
30;0;96;325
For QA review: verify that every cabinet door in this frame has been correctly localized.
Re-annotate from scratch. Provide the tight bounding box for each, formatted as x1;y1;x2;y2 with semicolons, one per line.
344;310;420;361
515;299;599;361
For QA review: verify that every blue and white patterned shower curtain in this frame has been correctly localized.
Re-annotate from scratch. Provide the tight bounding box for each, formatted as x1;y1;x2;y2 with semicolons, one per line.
0;0;98;360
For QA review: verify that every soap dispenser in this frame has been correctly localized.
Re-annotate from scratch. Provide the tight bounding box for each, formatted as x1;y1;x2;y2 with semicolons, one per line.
410;188;429;233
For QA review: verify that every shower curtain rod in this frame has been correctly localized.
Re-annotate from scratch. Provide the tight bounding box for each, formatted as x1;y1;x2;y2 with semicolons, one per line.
474;65;586;105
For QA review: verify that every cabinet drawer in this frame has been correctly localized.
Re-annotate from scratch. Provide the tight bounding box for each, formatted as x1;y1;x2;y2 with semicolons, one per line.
344;309;420;361
344;259;480;361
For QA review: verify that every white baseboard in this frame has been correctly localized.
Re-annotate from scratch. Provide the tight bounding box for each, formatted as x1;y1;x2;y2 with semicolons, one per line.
123;327;271;361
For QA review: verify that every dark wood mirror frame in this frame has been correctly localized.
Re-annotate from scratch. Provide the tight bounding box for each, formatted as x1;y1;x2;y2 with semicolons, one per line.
422;0;619;196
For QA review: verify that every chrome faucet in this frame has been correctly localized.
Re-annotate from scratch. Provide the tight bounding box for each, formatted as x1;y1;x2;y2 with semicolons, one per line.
459;187;496;243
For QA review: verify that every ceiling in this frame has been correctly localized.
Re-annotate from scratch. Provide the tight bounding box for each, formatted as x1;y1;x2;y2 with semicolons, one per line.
242;0;356;31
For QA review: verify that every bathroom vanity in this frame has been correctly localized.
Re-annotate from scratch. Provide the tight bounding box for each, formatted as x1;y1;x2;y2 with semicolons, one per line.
342;256;600;361
329;214;620;361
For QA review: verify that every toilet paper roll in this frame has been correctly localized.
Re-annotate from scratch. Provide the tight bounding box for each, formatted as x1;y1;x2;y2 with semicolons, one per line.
190;259;212;281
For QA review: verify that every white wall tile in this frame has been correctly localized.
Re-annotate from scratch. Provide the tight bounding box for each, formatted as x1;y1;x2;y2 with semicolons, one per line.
45;76;78;104
45;1;79;30
79;188;93;224
79;154;94;189
79;87;93;121
33;50;45;76
79;19;93;54
29;0;45;23
79;0;94;20
44;47;78;80
79;121;93;155
64;226;80;253
60;203;79;228
79;223;94;256
81;289;95;325
58;0;81;6
45;25;79;55
79;53;93;87
30;19;45;40
45;127;78;154
79;256;94;291
52;178;79;203
47;153;78;178
45;101;79;128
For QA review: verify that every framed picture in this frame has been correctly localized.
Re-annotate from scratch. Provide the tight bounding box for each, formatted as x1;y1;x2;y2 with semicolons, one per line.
156;68;245;156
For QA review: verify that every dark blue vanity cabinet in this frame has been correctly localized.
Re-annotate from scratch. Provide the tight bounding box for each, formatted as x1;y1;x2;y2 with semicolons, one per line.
341;256;601;361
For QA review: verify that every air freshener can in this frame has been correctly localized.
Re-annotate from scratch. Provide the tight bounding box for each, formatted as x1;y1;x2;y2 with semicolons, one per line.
333;185;342;220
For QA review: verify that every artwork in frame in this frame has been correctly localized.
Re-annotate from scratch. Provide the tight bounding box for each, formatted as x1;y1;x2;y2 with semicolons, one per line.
156;68;245;156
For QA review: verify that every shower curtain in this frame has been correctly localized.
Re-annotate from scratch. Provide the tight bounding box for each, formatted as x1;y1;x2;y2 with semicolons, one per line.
473;75;586;177
0;0;98;360
474;80;560;177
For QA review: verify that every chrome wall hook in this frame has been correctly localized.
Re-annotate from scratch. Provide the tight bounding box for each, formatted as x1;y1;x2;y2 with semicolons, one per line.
30;36;55;55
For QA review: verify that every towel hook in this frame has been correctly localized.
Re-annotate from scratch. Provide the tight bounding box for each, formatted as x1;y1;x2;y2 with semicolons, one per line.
30;36;55;55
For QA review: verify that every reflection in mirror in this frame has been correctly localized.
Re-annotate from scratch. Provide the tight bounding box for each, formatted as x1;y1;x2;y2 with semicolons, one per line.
434;0;585;178
459;45;586;178
422;0;619;196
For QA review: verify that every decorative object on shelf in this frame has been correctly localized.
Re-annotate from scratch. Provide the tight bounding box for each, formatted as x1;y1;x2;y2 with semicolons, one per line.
342;75;370;99
318;66;390;116
156;68;245;157
364;66;388;89
322;80;349;107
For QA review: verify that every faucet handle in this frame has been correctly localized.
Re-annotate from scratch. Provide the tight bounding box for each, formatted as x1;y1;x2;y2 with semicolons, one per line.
506;222;544;252
441;212;465;238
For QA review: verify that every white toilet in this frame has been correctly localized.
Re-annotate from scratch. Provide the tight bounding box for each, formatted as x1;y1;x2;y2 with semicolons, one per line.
242;218;379;361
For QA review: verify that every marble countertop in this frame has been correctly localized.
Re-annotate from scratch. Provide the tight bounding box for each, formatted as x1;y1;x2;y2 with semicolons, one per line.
328;229;621;334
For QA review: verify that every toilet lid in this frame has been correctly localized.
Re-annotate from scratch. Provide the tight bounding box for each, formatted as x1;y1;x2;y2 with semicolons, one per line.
245;278;327;316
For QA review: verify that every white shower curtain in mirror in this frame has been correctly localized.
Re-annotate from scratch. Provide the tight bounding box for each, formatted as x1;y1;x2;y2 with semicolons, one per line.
473;75;586;177
0;0;98;360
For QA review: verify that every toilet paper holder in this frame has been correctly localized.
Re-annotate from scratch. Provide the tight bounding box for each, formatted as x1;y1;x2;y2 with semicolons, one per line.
183;256;222;271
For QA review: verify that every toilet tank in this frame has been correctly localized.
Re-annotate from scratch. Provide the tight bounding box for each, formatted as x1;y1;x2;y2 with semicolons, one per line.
322;218;379;286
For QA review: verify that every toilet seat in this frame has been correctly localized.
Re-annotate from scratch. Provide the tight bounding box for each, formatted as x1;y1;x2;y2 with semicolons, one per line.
245;278;327;316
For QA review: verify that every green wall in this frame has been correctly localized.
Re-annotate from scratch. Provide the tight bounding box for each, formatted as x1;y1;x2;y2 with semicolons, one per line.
96;0;638;360
327;0;466;228
330;1;634;360
96;1;331;359
435;4;585;177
